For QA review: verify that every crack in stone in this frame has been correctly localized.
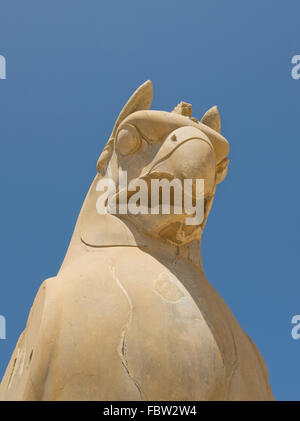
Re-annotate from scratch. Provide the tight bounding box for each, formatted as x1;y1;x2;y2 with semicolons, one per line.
110;266;145;400
7;358;17;390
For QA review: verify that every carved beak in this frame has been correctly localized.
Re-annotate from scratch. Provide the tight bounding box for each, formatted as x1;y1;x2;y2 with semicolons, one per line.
143;126;217;198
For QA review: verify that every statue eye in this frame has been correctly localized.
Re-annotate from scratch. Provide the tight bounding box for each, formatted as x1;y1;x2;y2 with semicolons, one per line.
116;125;141;156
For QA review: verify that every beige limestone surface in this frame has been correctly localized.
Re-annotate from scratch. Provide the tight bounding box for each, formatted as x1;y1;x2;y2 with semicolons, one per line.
0;81;274;401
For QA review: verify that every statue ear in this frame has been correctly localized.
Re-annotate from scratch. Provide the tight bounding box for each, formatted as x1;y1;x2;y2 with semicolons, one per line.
201;105;221;133
97;80;153;173
216;158;230;184
111;80;153;136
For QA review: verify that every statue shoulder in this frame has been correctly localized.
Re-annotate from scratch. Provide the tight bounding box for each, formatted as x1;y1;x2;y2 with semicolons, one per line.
0;277;59;400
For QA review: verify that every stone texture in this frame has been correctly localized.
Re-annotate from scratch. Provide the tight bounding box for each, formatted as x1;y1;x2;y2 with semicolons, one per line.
0;80;274;401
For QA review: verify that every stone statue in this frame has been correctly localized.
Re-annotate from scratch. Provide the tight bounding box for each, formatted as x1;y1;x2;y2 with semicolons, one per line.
0;81;274;400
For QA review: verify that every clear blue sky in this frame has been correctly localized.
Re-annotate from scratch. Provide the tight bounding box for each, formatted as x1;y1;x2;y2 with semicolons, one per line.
0;0;299;400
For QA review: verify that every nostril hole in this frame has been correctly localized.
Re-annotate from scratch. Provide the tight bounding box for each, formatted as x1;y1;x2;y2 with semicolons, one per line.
171;134;177;141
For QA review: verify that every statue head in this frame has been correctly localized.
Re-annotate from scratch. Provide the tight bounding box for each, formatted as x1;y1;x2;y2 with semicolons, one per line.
87;81;230;247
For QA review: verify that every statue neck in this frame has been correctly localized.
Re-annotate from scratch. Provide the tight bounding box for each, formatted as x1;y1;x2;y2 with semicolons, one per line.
59;174;204;273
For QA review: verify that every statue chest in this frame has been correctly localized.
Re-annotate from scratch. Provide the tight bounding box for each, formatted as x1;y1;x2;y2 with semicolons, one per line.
47;248;227;400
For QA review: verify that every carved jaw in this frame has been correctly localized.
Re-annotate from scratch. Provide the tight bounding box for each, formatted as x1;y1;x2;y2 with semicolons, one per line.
120;172;216;247
124;211;204;247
